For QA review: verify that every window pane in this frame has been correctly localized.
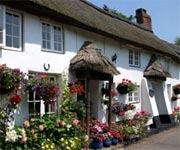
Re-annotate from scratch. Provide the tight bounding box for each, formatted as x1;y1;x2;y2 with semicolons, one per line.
42;23;51;49
13;26;19;36
129;50;133;65
6;35;12;47
13;15;19;26
54;26;62;51
134;51;139;66
0;32;3;43
47;41;50;49
13;37;19;48
6;24;12;35
6;12;12;23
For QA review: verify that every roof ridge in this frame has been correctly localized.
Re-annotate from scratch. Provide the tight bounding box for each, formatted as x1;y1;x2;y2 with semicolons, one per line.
81;0;153;33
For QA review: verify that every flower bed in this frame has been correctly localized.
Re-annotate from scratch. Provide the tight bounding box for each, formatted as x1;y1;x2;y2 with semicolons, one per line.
89;109;150;149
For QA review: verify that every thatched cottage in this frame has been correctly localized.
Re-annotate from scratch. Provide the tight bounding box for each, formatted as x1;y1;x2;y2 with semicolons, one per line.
0;0;179;129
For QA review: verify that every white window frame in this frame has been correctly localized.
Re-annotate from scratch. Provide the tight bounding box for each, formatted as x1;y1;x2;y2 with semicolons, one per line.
42;22;63;53
28;73;59;118
128;85;140;103
3;8;22;51
129;49;140;67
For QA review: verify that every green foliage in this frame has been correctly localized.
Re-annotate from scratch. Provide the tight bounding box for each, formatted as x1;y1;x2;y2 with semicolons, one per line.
175;36;180;45
109;9;134;21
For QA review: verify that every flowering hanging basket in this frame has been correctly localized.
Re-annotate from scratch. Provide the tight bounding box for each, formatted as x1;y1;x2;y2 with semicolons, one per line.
116;85;128;94
0;64;25;95
0;85;14;94
116;79;136;95
173;84;180;95
28;74;60;104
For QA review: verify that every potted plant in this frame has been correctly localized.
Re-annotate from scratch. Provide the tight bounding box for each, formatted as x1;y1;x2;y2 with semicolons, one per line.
27;74;60;104
173;84;180;95
0;64;25;94
110;123;121;145
116;79;136;94
89;118;105;149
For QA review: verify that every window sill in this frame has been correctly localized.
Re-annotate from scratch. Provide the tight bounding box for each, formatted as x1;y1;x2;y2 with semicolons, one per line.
41;49;64;54
2;46;22;52
129;65;141;68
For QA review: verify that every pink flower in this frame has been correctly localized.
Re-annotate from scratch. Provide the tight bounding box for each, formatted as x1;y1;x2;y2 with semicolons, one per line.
119;111;125;117
20;136;27;144
73;119;79;126
61;121;66;126
38;125;44;131
33;133;38;138
23;120;30;128
84;135;89;142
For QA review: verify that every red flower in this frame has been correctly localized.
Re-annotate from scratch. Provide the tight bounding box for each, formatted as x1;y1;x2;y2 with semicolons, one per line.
70;82;85;95
70;85;77;94
111;90;117;97
9;94;21;105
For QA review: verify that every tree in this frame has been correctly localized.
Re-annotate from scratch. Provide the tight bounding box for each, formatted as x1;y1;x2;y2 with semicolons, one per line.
175;36;180;46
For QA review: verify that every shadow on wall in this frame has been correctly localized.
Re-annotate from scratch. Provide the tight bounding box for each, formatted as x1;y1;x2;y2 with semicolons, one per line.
141;78;153;116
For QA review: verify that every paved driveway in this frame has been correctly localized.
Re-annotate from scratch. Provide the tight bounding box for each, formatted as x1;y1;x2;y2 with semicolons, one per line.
124;125;180;150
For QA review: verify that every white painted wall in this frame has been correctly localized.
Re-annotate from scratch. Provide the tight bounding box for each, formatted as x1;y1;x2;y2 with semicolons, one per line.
0;5;180;124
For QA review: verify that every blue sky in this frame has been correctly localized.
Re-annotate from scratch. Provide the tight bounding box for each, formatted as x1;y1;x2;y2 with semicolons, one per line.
87;0;180;43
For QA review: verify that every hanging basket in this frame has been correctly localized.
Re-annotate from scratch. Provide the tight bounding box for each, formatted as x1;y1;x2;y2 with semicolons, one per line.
173;88;180;95
0;86;14;95
116;85;128;94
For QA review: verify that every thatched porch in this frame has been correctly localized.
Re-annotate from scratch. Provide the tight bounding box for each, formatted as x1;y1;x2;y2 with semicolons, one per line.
69;41;120;133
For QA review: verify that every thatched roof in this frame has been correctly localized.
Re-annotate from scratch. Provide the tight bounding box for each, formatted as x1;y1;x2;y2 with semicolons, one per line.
144;55;171;79
164;41;180;56
1;0;179;63
69;41;120;75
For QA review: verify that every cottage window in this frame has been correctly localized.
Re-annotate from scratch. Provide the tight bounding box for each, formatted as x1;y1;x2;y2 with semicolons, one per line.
6;11;21;49
0;6;4;45
129;49;140;67
42;22;63;52
0;6;22;50
128;85;140;103
28;74;58;118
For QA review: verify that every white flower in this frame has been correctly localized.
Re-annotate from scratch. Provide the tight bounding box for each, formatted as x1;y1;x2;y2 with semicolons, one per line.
94;125;102;132
124;110;135;120
132;126;138;134
66;124;72;131
19;128;26;136
5;130;18;142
